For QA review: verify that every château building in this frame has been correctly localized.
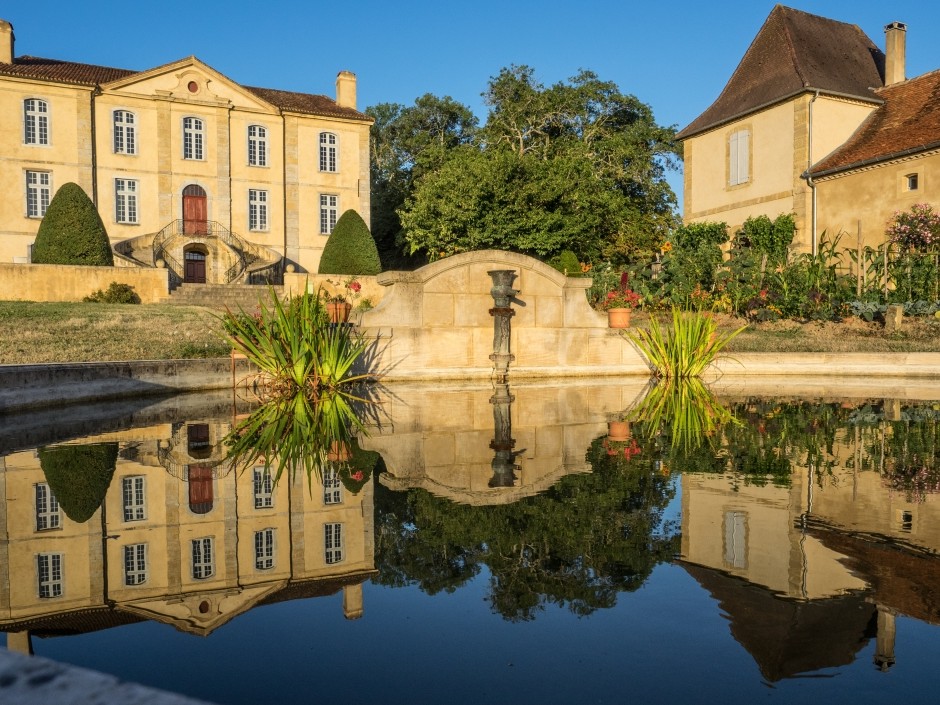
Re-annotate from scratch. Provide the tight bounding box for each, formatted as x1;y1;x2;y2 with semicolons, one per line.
0;18;372;281
678;5;940;252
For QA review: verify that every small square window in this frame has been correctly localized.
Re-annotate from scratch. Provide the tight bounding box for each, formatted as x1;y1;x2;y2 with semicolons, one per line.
907;173;919;191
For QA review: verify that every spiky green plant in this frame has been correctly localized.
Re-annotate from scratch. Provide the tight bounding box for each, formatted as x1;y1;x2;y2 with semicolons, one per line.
630;379;736;451
221;286;370;396
628;308;745;379
226;388;367;486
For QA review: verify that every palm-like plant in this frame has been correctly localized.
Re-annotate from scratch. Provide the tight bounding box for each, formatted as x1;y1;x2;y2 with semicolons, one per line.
628;307;745;379
222;287;370;396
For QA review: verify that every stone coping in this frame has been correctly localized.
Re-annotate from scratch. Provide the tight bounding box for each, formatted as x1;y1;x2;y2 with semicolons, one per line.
0;647;218;705
3;353;940;414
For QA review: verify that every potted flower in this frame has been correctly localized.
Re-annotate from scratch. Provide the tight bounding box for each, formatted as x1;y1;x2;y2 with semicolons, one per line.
603;273;641;328
323;277;363;323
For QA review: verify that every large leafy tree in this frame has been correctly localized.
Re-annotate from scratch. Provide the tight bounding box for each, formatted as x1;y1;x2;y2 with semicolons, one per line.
32;182;113;266
373;437;679;621
397;66;680;265
367;95;478;269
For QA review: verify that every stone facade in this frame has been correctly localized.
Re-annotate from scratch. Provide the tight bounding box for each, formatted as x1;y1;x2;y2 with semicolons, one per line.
0;19;372;277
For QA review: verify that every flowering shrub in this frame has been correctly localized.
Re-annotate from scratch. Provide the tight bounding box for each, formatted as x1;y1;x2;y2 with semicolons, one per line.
886;203;940;251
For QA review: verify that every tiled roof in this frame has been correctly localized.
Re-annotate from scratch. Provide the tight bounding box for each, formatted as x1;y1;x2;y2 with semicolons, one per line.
0;55;369;121
810;69;940;177
245;85;369;121
0;55;135;85
677;5;885;140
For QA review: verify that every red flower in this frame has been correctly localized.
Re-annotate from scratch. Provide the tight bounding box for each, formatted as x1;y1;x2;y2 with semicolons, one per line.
347;281;362;293
351;471;363;481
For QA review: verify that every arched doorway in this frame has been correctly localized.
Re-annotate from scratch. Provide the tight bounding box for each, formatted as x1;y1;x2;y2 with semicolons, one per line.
184;244;208;283
182;184;208;234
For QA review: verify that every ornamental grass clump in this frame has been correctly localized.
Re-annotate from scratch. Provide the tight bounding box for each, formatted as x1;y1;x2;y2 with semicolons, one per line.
628;307;745;379
221;285;369;398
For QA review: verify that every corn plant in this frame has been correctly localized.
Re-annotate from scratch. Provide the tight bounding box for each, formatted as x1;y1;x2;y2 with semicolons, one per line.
628;307;745;379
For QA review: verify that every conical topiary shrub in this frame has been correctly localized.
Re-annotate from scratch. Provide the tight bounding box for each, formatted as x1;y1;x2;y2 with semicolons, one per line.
318;209;382;275
32;182;113;266
38;443;119;523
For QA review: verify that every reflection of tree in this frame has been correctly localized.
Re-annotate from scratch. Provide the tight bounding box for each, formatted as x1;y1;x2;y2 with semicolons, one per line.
879;408;940;502
374;449;678;621
39;443;118;523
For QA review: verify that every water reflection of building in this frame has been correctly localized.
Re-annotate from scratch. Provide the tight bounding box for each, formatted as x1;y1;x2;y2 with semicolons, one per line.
367;381;648;505
680;418;940;679
0;416;375;653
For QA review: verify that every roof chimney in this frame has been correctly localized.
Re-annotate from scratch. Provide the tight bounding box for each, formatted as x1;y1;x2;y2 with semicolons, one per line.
335;71;357;110
884;21;907;85
0;19;14;64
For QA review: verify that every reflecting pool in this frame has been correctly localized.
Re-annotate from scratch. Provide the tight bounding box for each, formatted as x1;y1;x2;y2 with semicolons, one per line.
3;381;940;704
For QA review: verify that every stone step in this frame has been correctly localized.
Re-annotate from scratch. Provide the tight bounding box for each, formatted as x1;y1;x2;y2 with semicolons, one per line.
164;284;286;310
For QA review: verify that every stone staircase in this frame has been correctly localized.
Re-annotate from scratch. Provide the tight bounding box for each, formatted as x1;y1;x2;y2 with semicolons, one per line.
164;283;286;311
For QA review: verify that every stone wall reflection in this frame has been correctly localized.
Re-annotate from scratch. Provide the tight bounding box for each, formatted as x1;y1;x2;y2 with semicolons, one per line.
0;406;375;649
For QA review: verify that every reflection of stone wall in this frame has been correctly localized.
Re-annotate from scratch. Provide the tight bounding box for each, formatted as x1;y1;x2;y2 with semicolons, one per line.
680;473;867;599
358;251;648;380
0;422;375;636
367;381;649;505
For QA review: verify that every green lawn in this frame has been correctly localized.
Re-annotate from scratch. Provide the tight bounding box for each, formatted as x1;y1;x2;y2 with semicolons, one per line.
2;301;938;365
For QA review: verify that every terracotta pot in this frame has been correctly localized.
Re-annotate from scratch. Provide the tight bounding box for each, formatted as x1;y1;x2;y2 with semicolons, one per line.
327;440;351;462
608;420;630;442
326;301;352;324
607;307;631;329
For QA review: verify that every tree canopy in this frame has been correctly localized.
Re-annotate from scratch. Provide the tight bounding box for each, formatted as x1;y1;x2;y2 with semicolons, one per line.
370;66;680;267
32;182;113;266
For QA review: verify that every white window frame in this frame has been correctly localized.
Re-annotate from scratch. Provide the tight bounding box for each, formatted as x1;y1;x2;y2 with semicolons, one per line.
113;110;137;155
324;523;344;564
35;483;61;531
122;475;146;521
249;189;268;231
723;511;747;569
253;467;273;509
115;178;139;224
26;171;51;218
319;132;338;172
323;467;342;505
191;537;214;580
248;125;268;167
24;98;49;146
124;543;148;586
254;528;275;570
320;194;338;235
37;553;63;598
728;129;750;187
183;117;205;160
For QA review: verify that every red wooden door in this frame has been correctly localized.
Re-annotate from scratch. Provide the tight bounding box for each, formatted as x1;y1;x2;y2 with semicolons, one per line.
182;185;207;234
188;465;214;514
184;250;206;283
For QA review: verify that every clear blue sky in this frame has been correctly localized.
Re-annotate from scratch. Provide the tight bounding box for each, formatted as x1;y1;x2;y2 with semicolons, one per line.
8;1;940;205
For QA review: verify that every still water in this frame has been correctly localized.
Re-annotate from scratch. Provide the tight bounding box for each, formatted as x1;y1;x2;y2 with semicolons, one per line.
2;380;940;704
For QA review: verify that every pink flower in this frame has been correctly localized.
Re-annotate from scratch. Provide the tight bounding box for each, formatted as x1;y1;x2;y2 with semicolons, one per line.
348;281;362;293
351;471;364;481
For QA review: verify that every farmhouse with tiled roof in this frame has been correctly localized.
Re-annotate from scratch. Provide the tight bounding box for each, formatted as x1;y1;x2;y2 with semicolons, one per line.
0;18;372;280
678;5;932;251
